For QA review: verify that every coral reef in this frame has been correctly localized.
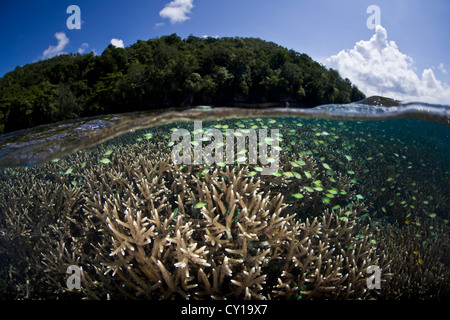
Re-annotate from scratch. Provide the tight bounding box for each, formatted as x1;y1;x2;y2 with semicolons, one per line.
0;117;448;300
377;217;450;298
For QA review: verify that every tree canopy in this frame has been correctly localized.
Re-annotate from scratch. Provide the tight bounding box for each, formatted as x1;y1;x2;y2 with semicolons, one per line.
0;34;365;134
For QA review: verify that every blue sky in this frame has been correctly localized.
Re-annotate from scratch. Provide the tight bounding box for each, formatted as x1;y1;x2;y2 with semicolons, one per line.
1;0;449;103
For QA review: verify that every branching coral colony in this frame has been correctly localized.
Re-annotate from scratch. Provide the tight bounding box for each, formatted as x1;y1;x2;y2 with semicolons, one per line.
0;117;449;299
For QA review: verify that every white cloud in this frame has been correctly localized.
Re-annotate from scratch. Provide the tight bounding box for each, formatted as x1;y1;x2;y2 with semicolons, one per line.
77;43;89;54
325;25;450;104
154;22;165;28
42;32;69;59
110;38;124;48
439;63;448;74
202;35;219;39
159;0;194;24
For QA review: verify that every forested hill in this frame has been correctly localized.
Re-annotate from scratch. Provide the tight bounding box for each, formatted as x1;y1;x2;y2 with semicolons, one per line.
0;34;365;134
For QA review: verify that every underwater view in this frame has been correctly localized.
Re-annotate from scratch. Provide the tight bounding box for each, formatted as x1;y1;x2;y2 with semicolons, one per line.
0;101;448;300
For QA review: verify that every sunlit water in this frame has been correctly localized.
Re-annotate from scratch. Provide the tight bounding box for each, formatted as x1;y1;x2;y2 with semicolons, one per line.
0;98;449;299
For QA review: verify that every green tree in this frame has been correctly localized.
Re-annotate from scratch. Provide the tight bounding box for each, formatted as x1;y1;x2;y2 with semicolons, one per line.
0;34;365;134
52;84;83;121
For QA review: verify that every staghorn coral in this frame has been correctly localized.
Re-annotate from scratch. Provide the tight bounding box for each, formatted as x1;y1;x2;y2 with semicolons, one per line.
80;159;292;299
77;154;389;300
0;148;385;300
273;204;390;300
0;117;449;300
377;217;450;299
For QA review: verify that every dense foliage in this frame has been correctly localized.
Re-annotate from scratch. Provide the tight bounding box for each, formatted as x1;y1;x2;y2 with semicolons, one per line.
0;34;365;134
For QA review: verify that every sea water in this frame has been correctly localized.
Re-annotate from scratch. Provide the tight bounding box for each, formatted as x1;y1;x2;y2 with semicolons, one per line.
0;101;448;299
